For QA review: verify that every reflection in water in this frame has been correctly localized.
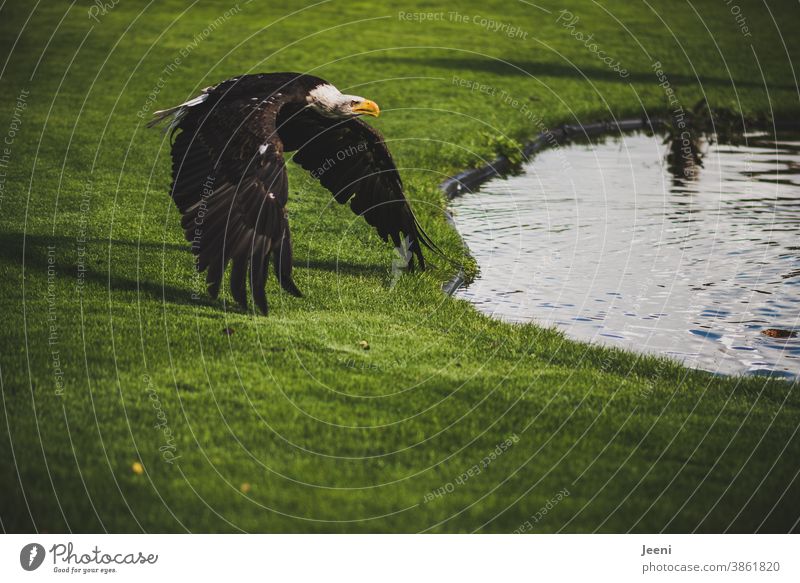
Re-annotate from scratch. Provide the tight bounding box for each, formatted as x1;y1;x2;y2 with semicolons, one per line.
450;132;800;378
665;130;704;185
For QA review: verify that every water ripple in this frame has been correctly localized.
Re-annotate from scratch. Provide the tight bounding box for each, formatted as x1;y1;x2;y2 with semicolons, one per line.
451;132;800;378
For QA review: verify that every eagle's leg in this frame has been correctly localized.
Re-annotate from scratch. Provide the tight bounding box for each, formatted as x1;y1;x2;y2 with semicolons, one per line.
274;213;302;297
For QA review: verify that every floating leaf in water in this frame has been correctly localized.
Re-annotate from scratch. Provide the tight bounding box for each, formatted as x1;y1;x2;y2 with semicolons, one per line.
761;329;797;339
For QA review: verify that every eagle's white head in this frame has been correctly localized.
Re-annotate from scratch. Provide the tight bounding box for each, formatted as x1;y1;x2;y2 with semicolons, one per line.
306;83;380;119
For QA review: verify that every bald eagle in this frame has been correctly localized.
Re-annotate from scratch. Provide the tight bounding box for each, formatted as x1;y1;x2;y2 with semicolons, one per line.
149;72;434;314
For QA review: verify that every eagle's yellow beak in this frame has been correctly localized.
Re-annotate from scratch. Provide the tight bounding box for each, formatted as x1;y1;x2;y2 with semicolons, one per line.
352;99;380;117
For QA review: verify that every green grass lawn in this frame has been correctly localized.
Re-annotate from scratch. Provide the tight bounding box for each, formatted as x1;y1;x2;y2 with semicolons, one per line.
1;0;798;533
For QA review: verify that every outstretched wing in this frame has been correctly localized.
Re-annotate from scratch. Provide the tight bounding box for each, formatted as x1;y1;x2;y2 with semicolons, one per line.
279;109;430;269
152;78;301;314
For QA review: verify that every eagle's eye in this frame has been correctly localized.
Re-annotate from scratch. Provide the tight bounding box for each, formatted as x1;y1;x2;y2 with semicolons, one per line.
350;100;358;106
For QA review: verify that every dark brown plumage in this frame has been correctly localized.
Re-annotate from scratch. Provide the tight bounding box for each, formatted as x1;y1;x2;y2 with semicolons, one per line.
149;72;433;314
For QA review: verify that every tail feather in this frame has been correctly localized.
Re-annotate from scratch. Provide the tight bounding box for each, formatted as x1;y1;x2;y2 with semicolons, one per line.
146;93;209;131
146;105;183;129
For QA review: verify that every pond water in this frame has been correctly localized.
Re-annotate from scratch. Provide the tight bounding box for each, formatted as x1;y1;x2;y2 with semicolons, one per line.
450;131;800;379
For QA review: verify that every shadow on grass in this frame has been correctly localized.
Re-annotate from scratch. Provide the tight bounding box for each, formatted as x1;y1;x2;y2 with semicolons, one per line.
378;56;795;91
1;233;388;312
302;258;384;277
0;231;214;310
